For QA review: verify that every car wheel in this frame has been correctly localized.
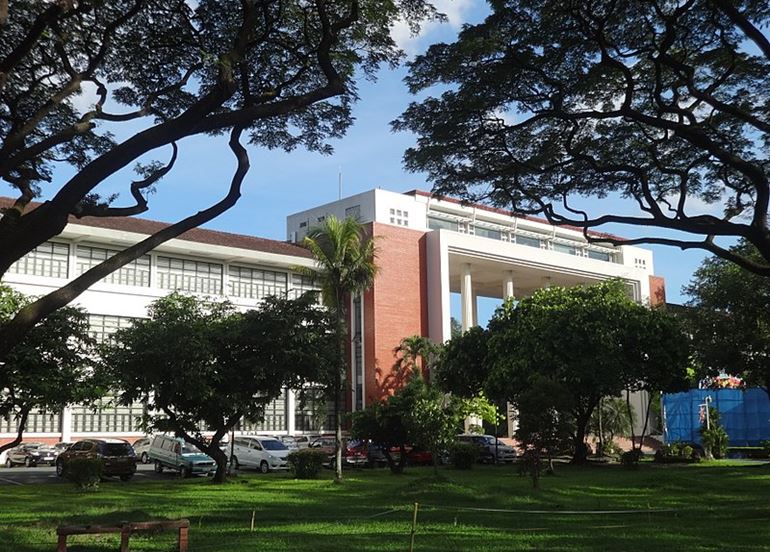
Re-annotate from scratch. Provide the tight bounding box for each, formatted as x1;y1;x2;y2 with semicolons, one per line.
259;460;269;474
141;452;149;464
5;457;12;468
120;474;134;482
24;457;32;468
179;466;191;478
154;461;163;474
55;460;65;477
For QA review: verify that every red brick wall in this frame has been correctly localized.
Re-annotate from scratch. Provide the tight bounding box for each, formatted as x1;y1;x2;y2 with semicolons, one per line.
363;223;429;404
649;275;666;306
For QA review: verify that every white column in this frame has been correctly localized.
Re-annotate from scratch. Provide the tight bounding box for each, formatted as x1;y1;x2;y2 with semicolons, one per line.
472;292;479;329
286;390;296;435
461;263;474;331
61;406;72;443
503;270;514;299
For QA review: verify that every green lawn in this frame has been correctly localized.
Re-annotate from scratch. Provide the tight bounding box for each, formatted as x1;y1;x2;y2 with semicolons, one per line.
1;461;769;551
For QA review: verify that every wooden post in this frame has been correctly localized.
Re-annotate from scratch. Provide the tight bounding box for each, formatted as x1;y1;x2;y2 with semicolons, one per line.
119;526;130;552
178;525;189;552
57;534;67;552
409;502;419;552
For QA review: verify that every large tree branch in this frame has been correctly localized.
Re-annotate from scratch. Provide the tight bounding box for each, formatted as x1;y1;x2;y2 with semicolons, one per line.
0;127;248;359
710;0;770;62
0;406;30;456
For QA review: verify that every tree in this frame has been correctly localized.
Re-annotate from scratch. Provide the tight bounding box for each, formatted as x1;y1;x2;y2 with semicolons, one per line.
0;0;435;357
395;0;770;275
103;292;334;483
300;215;378;481
394;335;441;379
589;397;633;456
514;375;574;487
685;241;770;399
484;281;689;463
435;326;489;398
0;285;99;456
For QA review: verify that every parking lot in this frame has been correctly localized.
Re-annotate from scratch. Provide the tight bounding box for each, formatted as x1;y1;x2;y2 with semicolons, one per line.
0;463;173;486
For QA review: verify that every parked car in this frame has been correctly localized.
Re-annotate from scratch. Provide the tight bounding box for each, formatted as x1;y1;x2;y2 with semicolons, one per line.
405;447;433;466
292;435;317;449
5;442;58;467
53;442;73;455
457;434;517;463
228;436;290;473
278;435;299;451
132;437;152;464
149;434;216;477
56;439;137;481
309;437;368;468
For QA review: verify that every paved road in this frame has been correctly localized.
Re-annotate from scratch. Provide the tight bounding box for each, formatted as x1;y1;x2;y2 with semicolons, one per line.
0;463;175;486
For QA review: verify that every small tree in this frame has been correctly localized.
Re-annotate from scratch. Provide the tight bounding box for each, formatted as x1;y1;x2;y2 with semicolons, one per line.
104;292;334;482
301;215;378;482
589;397;634;457
0;285;99;456
701;406;729;460
514;375;574;488
394;335;442;379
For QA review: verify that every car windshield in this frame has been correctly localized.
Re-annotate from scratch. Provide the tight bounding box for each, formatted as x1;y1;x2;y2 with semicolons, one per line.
260;440;287;451
102;443;131;456
181;444;203;454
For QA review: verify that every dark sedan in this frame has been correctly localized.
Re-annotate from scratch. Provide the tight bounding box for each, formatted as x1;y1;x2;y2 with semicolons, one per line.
4;442;58;467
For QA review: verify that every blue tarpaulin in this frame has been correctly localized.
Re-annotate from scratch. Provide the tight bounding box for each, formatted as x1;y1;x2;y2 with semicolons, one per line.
663;388;770;446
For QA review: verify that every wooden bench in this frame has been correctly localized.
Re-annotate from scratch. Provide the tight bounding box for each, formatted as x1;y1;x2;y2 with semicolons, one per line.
56;519;189;552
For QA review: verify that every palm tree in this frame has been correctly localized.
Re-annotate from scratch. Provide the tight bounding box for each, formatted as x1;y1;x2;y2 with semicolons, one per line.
301;215;377;481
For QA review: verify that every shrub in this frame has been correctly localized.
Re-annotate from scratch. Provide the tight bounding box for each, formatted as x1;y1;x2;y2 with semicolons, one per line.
620;449;643;468
450;443;479;470
654;442;702;464
761;440;770;455
65;458;103;491
287;449;327;479
701;427;729;459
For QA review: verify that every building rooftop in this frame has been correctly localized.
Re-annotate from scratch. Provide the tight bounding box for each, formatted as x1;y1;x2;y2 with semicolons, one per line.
0;197;313;259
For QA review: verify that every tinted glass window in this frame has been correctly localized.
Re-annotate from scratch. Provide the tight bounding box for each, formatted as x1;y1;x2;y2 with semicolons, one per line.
102;443;131;456
260;440;288;451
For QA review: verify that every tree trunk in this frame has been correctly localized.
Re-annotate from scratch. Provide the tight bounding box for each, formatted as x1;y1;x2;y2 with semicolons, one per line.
207;444;229;483
571;413;591;464
626;388;638;452
0;407;30;456
597;397;604;458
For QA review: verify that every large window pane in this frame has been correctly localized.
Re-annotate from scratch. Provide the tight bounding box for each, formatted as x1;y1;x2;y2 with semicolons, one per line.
8;241;69;278
514;235;541;248
156;256;223;294
76;245;150;287
228;265;288;300
427;216;458;232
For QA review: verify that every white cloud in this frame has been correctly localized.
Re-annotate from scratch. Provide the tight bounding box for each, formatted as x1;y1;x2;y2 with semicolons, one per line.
391;0;476;56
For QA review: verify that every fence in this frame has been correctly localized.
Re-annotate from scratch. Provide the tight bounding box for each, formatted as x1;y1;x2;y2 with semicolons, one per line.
663;388;770;446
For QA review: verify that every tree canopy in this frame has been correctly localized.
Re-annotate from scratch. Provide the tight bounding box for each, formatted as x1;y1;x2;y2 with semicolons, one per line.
446;281;691;463
102;291;335;482
395;0;770;275
0;285;99;455
0;0;433;356
684;241;770;398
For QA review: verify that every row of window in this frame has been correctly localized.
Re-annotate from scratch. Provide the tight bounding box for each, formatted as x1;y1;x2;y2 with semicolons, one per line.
8;242;318;299
427;216;615;263
1;393;332;436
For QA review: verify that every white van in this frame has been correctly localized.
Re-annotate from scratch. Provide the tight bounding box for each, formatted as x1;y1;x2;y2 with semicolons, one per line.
228;436;290;473
148;434;216;477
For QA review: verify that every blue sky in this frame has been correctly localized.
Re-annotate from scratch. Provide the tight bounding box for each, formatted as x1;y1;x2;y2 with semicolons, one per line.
9;1;716;323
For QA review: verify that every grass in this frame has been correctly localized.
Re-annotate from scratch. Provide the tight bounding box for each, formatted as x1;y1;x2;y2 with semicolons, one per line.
1;461;769;551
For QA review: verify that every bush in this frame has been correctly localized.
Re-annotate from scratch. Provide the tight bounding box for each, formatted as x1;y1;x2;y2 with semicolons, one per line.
653;442;702;464
65;458;103;491
450;443;479;470
620;449;643;468
287;449;327;479
701;427;729;459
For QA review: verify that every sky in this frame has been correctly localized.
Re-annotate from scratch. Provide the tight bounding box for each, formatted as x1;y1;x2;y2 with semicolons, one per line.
9;1;717;325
